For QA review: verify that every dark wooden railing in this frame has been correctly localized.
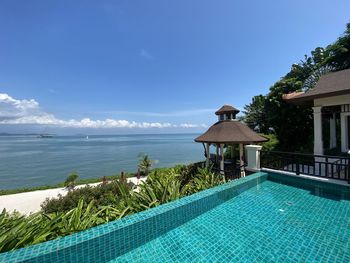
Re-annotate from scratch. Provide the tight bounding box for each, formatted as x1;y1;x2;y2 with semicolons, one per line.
261;151;350;183
211;160;244;181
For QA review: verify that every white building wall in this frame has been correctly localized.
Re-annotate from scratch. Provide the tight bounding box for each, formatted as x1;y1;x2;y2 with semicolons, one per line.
314;94;350;153
314;94;350;107
312;106;323;155
341;112;350;152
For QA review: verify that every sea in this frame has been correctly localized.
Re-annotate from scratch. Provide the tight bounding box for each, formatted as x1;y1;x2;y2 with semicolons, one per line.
0;134;203;190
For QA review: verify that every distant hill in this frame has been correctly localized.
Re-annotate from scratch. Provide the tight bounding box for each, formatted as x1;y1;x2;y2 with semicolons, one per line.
0;133;40;136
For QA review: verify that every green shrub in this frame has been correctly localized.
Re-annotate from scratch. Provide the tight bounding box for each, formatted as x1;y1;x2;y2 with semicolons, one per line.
2;163;225;253
224;145;239;160
184;167;225;195
41;180;132;213
260;134;279;151
64;172;79;188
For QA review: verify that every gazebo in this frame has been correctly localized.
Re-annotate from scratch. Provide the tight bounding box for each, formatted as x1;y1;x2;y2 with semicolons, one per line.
195;105;267;177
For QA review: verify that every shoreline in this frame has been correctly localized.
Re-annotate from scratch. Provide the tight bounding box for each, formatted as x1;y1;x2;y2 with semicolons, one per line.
0;173;135;196
0;176;147;215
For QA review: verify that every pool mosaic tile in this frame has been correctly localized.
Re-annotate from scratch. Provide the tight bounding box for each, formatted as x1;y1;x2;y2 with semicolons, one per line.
114;179;350;263
1;171;349;262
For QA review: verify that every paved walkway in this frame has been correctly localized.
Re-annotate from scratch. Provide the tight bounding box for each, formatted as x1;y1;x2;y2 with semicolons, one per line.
0;176;147;215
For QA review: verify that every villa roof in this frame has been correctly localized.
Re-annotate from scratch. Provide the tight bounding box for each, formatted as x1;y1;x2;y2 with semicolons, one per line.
195;120;267;144
215;105;240;115
285;69;350;104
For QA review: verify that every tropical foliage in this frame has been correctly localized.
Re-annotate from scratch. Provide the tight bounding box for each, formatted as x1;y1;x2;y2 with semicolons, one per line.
41;181;133;213
243;23;350;152
64;172;79;188
0;163;224;253
260;134;279;151
138;154;155;176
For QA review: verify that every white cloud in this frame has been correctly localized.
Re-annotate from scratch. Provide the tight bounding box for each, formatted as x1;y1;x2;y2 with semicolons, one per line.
140;49;154;60
99;108;216;117
178;123;208;128
0;93;205;129
0;93;41;119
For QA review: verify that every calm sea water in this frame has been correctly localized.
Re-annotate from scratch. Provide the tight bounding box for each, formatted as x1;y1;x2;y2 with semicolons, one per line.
0;134;203;190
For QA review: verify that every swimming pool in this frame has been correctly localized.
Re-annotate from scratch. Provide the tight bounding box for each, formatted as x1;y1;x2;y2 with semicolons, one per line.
1;171;349;262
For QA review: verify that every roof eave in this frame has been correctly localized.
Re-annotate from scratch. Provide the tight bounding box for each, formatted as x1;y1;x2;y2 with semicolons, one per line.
194;139;268;144
286;89;350;105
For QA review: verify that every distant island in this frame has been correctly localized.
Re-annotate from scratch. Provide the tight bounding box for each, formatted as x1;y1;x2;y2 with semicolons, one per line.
0;133;53;136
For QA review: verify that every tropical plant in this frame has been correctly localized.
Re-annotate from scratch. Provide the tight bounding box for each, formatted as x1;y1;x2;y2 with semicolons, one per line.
184;167;225;195
64;171;79;189
1;163;224;253
41;180;131;213
0;198;132;253
260;134;279;151
138;154;154;176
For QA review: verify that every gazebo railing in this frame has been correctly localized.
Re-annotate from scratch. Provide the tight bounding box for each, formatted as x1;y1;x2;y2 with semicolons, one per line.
261;151;350;183
211;160;244;181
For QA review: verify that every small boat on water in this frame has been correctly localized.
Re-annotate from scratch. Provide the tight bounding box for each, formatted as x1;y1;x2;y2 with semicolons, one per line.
86;135;89;140
37;127;54;138
38;134;54;138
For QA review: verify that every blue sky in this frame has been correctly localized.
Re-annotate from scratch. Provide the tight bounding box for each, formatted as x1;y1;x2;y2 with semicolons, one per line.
0;0;349;134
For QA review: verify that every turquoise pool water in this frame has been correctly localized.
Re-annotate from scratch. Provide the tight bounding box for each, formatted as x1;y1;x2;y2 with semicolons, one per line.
1;172;349;262
115;179;350;262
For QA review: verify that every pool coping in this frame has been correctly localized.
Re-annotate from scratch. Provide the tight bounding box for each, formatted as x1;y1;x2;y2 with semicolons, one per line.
0;172;268;262
262;168;350;187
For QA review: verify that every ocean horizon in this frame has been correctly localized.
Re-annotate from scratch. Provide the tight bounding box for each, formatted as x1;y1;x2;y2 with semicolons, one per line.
0;133;204;190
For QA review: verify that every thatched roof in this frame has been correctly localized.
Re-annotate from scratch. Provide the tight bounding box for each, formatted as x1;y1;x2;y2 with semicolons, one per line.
285;69;350;104
195;120;267;144
215;105;240;115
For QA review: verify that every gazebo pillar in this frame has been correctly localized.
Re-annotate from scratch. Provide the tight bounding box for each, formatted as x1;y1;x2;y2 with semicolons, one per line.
239;143;245;177
219;144;224;174
216;144;219;164
205;143;210;168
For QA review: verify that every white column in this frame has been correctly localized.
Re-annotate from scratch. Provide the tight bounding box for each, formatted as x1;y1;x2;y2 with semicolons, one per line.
219;144;224;174
313;106;323;155
216;144;219;164
239;143;245;177
205;143;210;167
341;113;348;152
329;113;336;149
245;145;263;171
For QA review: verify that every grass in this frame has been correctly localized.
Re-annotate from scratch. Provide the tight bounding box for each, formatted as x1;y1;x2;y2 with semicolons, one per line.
0;173;136;196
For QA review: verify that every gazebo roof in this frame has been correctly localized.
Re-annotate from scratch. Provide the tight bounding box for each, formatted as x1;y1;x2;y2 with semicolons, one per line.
215;104;240;115
195;104;267;144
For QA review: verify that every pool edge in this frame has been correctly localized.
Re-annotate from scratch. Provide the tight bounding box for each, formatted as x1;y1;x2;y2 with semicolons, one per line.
0;172;268;263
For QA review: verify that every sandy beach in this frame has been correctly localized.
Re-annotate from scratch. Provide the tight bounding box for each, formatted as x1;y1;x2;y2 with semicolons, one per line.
0;176;146;215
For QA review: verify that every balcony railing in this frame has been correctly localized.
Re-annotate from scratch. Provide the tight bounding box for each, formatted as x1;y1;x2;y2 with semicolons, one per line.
261;151;350;184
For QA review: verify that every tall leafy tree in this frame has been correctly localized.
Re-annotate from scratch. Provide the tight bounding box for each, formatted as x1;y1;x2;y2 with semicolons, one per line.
322;23;350;70
243;22;350;152
243;95;269;134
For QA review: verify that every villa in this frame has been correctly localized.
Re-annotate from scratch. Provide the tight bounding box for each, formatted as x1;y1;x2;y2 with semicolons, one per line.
284;68;350;155
0;80;349;263
1;103;349;262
